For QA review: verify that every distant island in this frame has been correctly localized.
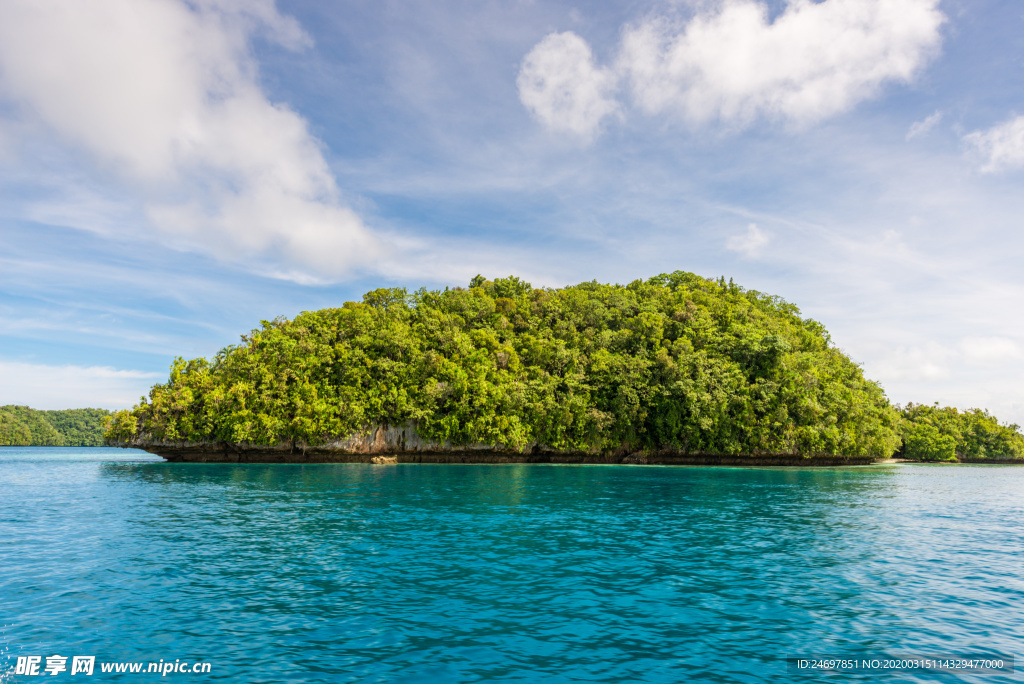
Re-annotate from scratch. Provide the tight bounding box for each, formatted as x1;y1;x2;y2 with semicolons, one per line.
1;406;111;446
98;271;1023;465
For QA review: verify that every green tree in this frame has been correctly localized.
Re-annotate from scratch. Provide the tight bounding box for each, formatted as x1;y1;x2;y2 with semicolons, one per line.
106;271;905;459
0;406;113;446
43;408;112;446
0;406;64;445
0;410;32;445
899;402;1024;460
903;422;957;461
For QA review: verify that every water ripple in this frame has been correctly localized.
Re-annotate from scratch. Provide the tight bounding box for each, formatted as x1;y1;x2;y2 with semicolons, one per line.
1;449;1022;682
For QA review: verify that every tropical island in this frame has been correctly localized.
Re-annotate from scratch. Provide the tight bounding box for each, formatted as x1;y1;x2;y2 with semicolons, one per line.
97;272;1023;465
0;406;111;446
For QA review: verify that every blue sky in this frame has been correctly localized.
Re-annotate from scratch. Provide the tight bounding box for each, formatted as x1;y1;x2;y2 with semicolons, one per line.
1;0;1023;426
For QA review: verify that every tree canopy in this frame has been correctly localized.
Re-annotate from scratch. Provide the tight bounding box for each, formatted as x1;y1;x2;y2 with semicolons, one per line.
105;272;905;458
0;406;111;446
898;403;1024;461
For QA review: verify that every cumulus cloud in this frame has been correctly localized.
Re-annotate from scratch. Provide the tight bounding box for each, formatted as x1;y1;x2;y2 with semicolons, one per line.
519;0;944;135
963;116;1024;173
0;0;378;280
906;110;942;140
726;223;770;258
0;362;162;410
517;32;620;139
621;0;944;125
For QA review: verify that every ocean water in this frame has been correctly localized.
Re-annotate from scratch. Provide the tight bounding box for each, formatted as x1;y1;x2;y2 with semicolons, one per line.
1;447;1022;683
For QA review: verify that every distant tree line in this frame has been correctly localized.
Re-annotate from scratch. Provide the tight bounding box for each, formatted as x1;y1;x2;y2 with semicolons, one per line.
898;403;1024;461
0;406;112;446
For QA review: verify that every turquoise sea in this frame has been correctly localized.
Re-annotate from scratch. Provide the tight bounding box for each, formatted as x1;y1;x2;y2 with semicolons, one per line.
1;447;1022;682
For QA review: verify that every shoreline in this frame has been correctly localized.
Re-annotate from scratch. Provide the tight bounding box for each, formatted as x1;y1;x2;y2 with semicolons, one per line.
103;426;1024;466
113;440;900;466
4;444;1021;465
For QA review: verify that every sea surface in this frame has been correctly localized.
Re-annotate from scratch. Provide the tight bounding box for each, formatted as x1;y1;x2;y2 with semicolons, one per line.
1;447;1022;683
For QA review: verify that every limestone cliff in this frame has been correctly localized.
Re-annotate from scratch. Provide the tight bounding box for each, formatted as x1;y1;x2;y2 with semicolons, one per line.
112;423;882;466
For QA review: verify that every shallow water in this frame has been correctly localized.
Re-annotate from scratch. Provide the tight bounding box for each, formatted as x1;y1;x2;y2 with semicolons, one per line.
1;447;1022;682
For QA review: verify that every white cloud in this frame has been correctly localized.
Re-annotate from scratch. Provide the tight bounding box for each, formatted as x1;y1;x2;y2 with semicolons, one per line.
517;31;620;139
872;342;954;382
726;223;770;257
0;362;162;410
960;336;1022;366
906;110;942;140
0;0;379;280
622;0;944;126
519;0;944;136
963;115;1024;173
872;338;1023;385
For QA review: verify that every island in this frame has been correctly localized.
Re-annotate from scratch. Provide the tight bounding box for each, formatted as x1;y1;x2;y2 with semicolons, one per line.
103;272;1024;465
1;406;111;446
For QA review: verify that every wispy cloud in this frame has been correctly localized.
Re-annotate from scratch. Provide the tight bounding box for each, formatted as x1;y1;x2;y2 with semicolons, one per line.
960;336;1022;366
872;342;955;382
725;223;770;258
0;362;161;410
864;337;1024;424
906;110;942;140
963;115;1024;173
0;0;378;281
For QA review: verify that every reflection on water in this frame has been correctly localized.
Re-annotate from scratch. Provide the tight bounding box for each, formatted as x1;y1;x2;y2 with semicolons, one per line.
2;450;1022;682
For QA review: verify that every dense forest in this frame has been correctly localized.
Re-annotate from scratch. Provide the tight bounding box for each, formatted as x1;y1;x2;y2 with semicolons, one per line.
105;272;906;458
0;406;111;446
898;403;1024;461
6;275;1018;460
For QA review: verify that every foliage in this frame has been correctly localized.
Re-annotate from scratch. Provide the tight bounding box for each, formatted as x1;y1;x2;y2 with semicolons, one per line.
0;406;112;446
105;272;906;457
0;409;33;446
43;408;114;446
899;403;1024;461
902;422;957;461
1;405;64;445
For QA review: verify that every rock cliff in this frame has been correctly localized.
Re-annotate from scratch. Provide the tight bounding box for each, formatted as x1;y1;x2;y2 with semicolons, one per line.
113;423;882;466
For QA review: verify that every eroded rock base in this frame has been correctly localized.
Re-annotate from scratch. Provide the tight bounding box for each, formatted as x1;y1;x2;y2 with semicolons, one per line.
127;443;881;467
